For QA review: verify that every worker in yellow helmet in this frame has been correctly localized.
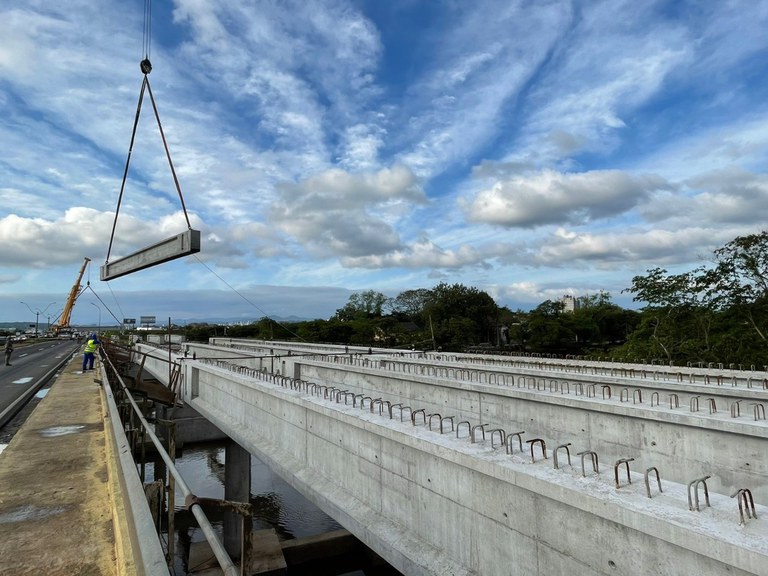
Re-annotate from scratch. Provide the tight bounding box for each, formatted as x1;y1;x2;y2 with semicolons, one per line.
82;332;101;372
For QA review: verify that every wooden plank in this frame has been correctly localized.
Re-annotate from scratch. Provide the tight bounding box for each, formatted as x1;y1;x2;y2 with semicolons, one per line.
100;229;200;281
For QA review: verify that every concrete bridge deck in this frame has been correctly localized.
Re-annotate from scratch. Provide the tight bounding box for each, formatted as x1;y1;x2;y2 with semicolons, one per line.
136;340;768;576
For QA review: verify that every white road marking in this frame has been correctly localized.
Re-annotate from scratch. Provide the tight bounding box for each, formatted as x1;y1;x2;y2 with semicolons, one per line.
12;377;33;385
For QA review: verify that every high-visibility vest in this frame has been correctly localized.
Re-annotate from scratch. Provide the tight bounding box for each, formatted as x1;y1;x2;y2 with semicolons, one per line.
84;339;98;353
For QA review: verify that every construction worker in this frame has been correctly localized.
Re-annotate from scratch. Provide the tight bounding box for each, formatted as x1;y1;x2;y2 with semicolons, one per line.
4;336;12;366
82;333;101;371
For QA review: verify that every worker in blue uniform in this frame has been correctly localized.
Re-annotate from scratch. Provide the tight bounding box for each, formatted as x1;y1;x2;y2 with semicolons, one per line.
82;333;101;371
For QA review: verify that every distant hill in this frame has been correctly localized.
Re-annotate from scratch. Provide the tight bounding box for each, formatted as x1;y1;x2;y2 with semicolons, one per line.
178;315;315;325
0;322;35;332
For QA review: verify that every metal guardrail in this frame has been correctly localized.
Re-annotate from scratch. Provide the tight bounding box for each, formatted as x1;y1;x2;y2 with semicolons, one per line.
101;348;241;576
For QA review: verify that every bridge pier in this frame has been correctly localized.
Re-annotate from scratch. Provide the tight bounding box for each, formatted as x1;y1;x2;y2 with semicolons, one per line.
224;440;251;559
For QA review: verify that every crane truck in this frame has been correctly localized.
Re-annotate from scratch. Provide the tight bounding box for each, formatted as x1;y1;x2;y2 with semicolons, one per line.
52;257;91;337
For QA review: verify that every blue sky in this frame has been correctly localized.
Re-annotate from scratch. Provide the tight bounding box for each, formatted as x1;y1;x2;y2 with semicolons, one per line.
2;0;768;326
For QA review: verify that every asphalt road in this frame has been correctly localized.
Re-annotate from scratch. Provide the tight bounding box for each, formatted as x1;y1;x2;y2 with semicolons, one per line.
0;339;82;430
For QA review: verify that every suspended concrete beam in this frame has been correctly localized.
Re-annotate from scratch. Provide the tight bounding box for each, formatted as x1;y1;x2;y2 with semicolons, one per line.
100;229;201;281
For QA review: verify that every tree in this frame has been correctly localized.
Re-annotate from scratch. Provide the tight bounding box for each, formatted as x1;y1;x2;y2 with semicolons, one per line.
624;267;712;362
526;300;576;352
703;231;768;345
572;292;638;349
422;283;500;350
333;290;389;321
389;288;432;321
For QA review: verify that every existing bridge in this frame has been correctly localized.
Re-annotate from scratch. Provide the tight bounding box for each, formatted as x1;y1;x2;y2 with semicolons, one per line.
135;339;768;576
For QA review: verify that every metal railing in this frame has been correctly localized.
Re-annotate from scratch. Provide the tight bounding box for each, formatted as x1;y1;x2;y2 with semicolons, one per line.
101;347;242;576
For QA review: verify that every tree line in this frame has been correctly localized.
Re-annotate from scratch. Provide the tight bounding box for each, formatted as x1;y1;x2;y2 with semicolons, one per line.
183;231;768;367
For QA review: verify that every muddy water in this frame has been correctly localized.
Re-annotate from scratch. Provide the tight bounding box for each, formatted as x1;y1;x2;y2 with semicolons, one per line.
161;440;399;575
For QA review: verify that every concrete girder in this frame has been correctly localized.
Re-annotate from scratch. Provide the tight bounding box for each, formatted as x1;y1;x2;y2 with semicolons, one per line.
100;229;201;281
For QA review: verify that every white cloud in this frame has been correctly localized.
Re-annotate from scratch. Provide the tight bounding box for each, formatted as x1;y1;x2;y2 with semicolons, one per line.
2;0;768;320
341;239;486;270
464;169;668;227
269;165;426;257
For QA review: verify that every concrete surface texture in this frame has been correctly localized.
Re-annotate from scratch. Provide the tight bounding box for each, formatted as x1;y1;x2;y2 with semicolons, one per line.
136;341;768;576
0;356;132;576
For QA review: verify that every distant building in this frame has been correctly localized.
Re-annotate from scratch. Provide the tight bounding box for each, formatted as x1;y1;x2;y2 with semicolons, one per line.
560;294;577;313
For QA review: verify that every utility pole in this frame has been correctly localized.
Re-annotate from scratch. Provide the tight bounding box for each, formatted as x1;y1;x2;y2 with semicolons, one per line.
21;301;56;338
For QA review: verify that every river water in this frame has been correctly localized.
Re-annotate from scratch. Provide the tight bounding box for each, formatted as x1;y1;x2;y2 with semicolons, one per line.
160;440;401;575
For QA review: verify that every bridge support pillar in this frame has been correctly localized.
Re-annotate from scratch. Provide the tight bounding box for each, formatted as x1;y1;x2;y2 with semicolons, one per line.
224;440;251;559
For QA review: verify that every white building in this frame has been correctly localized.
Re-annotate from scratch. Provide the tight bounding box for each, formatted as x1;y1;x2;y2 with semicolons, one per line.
560;294;577;313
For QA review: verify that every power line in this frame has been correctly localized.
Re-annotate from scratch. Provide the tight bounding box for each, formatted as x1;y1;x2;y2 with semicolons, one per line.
193;255;306;341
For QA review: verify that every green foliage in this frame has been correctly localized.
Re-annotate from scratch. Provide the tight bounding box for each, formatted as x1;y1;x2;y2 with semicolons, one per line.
180;231;768;367
333;290;389;321
389;288;432;321
423;282;499;350
616;230;768;366
183;323;219;342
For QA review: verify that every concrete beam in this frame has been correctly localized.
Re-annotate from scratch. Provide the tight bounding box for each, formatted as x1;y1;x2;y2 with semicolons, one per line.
100;229;200;281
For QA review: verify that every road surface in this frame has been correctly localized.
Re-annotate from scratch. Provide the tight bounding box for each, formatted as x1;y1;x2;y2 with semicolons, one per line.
0;339;81;429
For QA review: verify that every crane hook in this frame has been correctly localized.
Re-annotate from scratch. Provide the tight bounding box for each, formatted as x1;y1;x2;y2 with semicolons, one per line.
140;58;152;75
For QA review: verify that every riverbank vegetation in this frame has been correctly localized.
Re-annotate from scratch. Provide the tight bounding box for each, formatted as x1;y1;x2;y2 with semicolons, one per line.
184;231;768;368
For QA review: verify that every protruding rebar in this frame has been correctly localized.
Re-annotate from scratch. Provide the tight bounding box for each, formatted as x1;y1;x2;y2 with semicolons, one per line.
553;443;572;469
490;429;506;449
411;408;426;426
526;438;547;463
471;423;489;443
548;379;559;392
644;467;662;498
614;457;635;488
506;431;524;455
690;396;700;412
577;450;599;477
730;488;757;525
687;475;711;511
398;405;412;422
